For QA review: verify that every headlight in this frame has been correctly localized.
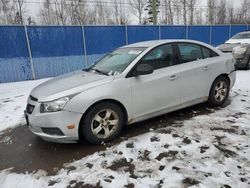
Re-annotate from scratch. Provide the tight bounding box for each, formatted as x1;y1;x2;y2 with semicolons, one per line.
40;97;69;113
233;46;247;56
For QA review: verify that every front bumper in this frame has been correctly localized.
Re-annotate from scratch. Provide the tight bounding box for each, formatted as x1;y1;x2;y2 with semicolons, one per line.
25;99;83;143
235;57;249;68
233;53;249;69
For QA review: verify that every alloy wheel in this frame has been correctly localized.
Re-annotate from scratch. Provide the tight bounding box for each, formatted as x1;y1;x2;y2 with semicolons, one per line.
214;81;228;102
91;109;119;139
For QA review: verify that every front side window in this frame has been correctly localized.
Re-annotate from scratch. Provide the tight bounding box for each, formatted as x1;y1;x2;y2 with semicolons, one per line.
139;44;175;70
177;43;203;63
89;47;145;75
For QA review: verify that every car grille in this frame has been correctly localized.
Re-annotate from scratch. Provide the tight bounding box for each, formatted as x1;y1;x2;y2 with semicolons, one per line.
26;104;35;114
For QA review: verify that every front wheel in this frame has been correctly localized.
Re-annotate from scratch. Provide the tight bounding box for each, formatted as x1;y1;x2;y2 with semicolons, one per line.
81;102;124;144
208;76;230;107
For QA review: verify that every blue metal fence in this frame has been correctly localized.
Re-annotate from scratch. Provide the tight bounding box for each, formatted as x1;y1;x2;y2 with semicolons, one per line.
0;25;248;83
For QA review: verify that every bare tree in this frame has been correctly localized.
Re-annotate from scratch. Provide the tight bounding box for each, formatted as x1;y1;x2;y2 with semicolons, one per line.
130;0;146;24
187;0;196;25
172;1;181;24
0;0;15;24
94;0;106;24
207;0;216;24
40;0;56;25
162;0;174;24
240;0;250;24
216;0;226;24
178;0;187;25
113;0;119;24
66;0;88;25
14;0;25;24
54;0;67;25
194;8;203;24
113;0;129;24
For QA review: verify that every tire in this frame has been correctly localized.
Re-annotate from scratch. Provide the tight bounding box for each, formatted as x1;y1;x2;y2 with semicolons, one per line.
208;76;230;107
244;59;250;70
81;102;124;144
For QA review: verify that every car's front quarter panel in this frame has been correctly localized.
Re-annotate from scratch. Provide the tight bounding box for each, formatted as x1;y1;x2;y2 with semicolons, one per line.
26;98;82;143
64;76;133;122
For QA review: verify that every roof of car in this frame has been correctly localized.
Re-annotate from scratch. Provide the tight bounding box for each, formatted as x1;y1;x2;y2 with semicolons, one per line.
121;39;206;48
236;31;250;34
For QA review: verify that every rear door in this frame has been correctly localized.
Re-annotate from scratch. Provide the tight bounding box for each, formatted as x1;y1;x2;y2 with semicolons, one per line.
175;42;219;104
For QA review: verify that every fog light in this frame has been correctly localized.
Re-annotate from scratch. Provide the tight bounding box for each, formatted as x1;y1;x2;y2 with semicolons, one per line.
41;128;64;136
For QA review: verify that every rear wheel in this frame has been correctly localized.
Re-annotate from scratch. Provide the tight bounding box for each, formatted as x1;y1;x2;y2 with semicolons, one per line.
208;76;230;107
81;102;124;144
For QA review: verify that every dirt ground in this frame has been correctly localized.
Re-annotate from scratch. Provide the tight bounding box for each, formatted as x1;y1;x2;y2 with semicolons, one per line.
0;102;228;176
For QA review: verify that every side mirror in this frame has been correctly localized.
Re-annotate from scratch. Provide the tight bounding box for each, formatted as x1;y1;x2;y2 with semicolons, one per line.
133;64;154;76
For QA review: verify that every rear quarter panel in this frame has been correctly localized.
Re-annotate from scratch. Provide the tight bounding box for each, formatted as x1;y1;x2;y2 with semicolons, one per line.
206;53;235;91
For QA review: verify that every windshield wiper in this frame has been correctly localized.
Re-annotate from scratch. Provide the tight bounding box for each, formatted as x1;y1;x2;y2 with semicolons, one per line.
88;68;109;76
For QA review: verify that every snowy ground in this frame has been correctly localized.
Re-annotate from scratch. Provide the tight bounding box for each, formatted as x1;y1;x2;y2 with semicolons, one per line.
0;78;49;132
0;71;250;188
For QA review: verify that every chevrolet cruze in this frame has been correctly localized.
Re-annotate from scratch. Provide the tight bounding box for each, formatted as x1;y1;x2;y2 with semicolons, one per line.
25;40;236;144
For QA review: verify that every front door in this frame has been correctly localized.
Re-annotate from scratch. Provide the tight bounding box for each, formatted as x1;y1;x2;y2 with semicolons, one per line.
129;43;181;119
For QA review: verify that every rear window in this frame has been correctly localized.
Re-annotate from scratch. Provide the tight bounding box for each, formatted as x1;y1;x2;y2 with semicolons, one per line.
202;47;219;59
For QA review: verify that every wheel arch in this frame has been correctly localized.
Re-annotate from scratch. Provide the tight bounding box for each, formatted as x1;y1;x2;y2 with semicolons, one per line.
78;99;128;139
209;73;230;92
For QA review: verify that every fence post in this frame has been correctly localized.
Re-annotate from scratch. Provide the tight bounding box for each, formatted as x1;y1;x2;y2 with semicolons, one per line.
209;25;212;45
229;24;232;39
186;25;189;39
158;25;161;39
125;25;128;45
81;26;88;68
24;25;36;80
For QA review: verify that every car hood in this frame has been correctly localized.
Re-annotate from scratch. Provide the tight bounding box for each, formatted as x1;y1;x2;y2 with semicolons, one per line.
226;39;250;44
217;43;241;52
31;70;114;101
217;40;250;53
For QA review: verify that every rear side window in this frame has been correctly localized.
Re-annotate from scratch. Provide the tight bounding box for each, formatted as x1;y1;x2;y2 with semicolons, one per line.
177;43;218;63
202;47;219;59
177;43;203;63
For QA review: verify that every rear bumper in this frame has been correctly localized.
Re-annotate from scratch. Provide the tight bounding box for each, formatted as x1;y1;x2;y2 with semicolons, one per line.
228;70;236;89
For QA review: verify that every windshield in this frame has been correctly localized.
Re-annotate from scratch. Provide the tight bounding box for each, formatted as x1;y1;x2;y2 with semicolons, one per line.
232;33;250;39
88;47;145;76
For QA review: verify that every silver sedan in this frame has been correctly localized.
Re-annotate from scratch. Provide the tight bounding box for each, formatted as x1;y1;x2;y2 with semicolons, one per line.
25;40;236;144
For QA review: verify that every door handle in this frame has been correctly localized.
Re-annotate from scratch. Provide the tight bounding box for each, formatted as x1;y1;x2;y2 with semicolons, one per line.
203;66;210;71
169;75;177;81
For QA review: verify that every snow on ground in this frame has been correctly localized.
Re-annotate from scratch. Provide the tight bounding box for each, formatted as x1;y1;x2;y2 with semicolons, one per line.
0;71;250;188
0;79;49;132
